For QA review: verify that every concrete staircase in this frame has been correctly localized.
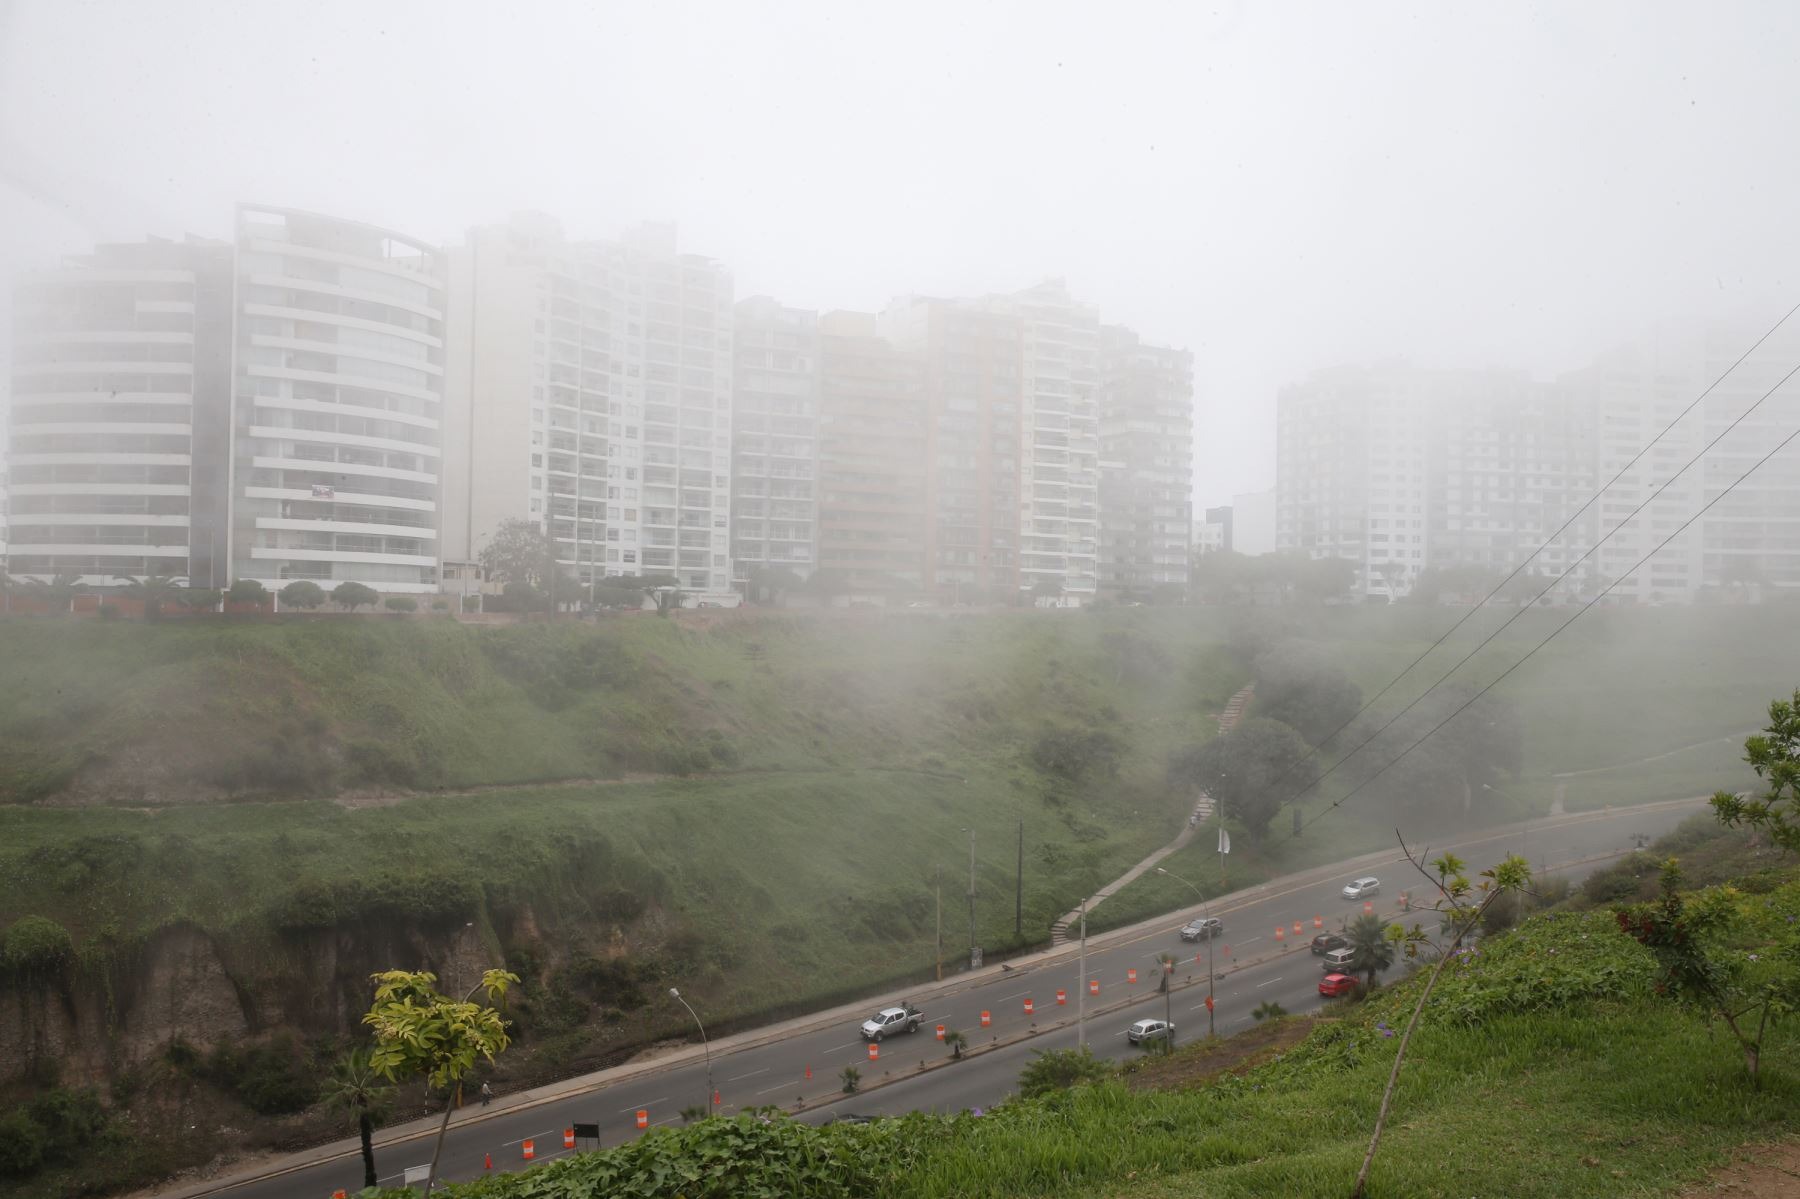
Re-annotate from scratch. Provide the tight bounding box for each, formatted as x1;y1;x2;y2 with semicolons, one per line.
1048;683;1254;946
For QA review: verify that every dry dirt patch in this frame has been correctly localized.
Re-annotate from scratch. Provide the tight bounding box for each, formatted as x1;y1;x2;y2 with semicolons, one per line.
1676;1140;1800;1197
1123;1015;1317;1092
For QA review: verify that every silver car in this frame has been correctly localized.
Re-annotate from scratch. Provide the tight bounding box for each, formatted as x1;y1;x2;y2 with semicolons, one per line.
1342;876;1380;899
1127;1018;1174;1045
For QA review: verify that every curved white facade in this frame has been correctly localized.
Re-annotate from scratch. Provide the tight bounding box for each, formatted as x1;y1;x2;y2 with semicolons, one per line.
231;206;446;592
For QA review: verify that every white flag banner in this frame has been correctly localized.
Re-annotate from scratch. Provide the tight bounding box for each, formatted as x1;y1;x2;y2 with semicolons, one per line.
1218;827;1231;855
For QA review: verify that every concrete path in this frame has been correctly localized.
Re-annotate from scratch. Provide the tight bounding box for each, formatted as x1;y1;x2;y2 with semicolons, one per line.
1049;683;1254;945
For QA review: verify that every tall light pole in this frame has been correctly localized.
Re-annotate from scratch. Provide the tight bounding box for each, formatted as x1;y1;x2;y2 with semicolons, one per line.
962;826;977;968
1482;783;1530;872
1076;898;1088;1050
1158;866;1215;1039
668;987;713;1115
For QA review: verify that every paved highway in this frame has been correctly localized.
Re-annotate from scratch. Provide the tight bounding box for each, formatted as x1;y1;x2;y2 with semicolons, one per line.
178;800;1700;1198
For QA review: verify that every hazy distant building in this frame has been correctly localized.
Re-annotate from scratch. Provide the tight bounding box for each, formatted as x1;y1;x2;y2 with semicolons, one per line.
1277;364;1431;595
6;234;234;586
231;205;447;594
1231;488;1276;556
1196;509;1228;556
880;296;1026;601
1097;324;1194;595
815;310;928;593
730;298;818;588
444;214;735;596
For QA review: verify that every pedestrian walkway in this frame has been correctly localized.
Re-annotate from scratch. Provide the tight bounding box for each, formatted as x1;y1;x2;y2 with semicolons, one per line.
1049;683;1253;945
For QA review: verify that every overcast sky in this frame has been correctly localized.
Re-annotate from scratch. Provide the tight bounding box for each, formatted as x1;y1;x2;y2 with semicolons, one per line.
3;0;1798;505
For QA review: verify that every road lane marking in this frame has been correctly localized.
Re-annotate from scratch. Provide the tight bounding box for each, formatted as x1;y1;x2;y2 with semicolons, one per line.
1255;977;1285;988
757;1080;797;1096
997;989;1031;1001
727;1068;767;1082
827;1041;857;1051
617;1097;667;1113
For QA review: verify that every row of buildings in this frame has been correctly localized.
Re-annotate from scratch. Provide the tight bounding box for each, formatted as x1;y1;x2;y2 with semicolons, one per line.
2;206;1195;604
1273;347;1800;603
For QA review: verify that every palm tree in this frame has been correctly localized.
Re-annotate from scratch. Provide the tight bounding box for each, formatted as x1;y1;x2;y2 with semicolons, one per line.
28;571;85;615
1347;913;1396;990
114;575;186;621
320;1046;394;1189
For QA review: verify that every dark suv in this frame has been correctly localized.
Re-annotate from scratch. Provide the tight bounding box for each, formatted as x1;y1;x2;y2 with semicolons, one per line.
1311;931;1348;955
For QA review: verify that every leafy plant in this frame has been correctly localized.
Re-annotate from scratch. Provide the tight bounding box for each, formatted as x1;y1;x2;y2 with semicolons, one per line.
321;1046;394;1189
1616;859;1795;1086
1711;689;1800;851
1251;1000;1287;1022
1017;1045;1112;1099
364;968;519;1196
279;580;327;610
942;1028;968;1060
332;581;379;612
839;1065;861;1095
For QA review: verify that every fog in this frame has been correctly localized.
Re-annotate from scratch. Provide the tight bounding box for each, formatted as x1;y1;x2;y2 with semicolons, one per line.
5;0;1800;502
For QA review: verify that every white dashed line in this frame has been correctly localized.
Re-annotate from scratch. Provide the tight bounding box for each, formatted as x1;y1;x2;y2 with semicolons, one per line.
617;1097;666;1113
727;1068;767;1082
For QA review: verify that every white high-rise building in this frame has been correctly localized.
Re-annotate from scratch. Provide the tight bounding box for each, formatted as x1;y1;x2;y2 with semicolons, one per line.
443;215;735;596
1230;488;1277;556
6;236;235;586
731;297;818;587
230;205;447;593
989;282;1102;600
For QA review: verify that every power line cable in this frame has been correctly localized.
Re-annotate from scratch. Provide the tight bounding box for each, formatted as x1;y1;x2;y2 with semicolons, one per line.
1277;352;1800;814
1283;411;1800;843
1251;302;1800;798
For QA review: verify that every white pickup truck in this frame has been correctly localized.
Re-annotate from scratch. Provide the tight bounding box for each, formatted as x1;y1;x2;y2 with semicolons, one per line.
859;1002;924;1041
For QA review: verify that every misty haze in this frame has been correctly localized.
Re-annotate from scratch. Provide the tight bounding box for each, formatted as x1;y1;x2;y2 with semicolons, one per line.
2;4;1799;1198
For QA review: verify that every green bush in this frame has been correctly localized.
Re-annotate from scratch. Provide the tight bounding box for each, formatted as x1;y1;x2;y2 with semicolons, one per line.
26;1087;108;1158
279;580;327;610
204;1035;317;1115
0;1109;45;1177
2;915;75;978
1017;1045;1113;1099
385;597;418;613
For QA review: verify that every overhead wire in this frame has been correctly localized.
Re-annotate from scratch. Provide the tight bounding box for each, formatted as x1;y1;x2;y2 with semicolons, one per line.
1282;407;1800;843
1249;300;1800;801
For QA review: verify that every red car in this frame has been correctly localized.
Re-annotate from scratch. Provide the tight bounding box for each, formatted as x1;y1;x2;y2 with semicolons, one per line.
1319;972;1358;998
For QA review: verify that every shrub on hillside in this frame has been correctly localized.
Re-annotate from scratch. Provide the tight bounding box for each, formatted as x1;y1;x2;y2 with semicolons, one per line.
1018;1046;1114;1099
279;581;327;610
2;915;75;980
1030;725;1124;780
332;581;379;611
385;597;418;613
203;1034;318;1115
0;1109;45;1177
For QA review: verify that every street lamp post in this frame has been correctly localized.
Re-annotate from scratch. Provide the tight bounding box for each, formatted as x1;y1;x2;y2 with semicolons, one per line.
668;987;713;1115
962;826;977;968
1482;783;1530;872
1158;866;1215;1039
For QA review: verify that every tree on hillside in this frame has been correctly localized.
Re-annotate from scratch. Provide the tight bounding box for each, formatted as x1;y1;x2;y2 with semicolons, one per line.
1252;643;1364;746
743;564;804;606
113;575;186;621
226;578;268;607
1712;690;1800;852
478;518;558;590
1191;550;1253;605
1339;681;1522;825
363;968;518;1198
321;1046;393;1189
172;588;220;614
1167;717;1313;844
1345;913;1395;990
279;580;327;611
332;581;379;612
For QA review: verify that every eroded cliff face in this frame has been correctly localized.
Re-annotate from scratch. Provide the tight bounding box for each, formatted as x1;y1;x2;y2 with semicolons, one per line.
0;916;494;1086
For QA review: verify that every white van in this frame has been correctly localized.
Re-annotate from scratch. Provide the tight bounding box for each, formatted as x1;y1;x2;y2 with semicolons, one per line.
1321;947;1357;972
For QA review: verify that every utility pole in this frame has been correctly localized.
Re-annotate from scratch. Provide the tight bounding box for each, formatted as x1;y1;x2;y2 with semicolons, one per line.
966;826;977;967
1014;817;1023;939
934;867;942;982
1076;899;1088;1050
